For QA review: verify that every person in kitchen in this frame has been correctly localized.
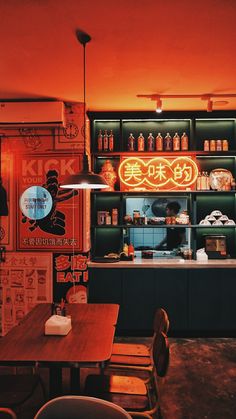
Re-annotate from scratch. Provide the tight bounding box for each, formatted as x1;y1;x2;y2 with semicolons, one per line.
156;201;186;250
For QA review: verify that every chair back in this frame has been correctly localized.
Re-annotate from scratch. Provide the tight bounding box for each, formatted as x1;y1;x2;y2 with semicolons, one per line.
34;395;132;419
153;308;169;335
152;332;170;377
0;408;17;419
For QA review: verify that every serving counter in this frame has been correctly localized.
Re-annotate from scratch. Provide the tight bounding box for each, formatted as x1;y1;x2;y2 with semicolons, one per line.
88;258;236;336
88;258;236;268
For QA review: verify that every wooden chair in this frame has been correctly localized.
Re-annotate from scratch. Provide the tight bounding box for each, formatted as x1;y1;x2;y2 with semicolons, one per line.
34;395;133;418
0;408;17;419
84;332;170;418
108;308;169;370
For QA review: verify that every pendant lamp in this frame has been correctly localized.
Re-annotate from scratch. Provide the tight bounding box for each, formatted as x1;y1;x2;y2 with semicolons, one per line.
60;30;108;189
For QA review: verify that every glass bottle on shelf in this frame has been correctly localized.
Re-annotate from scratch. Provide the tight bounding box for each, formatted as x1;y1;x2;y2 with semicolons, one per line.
164;133;172;151
128;133;135;151
147;133;154;152
155;132;163;151
103;130;109;151
196;171;201;190
181;132;189;151
173;132;180;151
137;133;145;151
97;129;103;151
206;172;210;190
112;208;118;225
108;130;114;151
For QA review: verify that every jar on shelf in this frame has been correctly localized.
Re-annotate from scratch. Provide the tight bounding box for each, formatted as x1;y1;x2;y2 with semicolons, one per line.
112;208;118;225
222;139;229;151
210;139;216;151
203;140;210;151
99;160;117;191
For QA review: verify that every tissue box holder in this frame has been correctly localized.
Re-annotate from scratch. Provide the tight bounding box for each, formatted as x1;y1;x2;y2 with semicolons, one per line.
45;315;72;336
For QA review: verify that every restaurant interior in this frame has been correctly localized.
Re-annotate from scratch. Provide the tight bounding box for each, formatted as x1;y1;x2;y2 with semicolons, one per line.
0;1;236;418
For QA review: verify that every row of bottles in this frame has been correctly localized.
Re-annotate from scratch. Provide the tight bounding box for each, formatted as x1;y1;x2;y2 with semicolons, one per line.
203;139;229;152
196;171;236;191
97;208;118;225
96;130;189;152
128;132;189;152
97;129;114;151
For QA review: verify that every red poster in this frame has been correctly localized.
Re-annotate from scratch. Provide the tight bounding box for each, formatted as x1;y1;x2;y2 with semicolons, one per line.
17;153;83;251
0;148;14;250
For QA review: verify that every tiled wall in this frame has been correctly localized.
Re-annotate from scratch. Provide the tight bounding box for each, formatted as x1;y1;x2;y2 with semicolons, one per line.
129;227;165;249
126;196;188;249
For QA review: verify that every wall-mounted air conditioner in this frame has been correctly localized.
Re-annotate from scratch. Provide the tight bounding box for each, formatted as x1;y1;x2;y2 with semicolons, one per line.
0;101;65;126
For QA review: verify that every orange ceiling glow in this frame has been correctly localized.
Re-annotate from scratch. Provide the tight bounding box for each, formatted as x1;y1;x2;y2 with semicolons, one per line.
0;1;236;111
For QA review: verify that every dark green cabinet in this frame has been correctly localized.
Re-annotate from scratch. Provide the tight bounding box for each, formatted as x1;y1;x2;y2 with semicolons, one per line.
189;269;236;331
88;267;236;335
153;269;188;332
121;269;155;331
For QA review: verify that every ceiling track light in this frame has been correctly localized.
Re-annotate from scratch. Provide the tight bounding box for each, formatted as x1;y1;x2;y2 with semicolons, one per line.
207;98;213;112
155;98;162;113
137;93;236;112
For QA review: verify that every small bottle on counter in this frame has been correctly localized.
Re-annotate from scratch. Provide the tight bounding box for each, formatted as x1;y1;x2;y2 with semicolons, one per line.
137;133;145;151
147;133;155;151
173;132;180;151
123;243;128;256
155;132;163;151
181;132;189;151
128;243;135;260
127;133;135;151
108;130;114;151
97;129;103;151
103;130;109;151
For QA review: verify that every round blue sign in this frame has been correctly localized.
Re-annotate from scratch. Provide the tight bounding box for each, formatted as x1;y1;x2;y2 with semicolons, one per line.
20;186;53;220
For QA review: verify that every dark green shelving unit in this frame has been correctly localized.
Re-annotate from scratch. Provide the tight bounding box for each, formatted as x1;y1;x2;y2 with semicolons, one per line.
88;110;236;259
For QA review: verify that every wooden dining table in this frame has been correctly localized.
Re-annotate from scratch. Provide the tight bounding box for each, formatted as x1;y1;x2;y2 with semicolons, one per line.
0;303;119;397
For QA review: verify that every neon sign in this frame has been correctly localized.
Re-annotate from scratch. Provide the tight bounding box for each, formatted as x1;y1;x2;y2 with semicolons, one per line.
118;156;199;191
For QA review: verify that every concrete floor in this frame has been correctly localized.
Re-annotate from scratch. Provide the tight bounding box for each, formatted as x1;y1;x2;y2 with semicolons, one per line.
1;337;236;419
